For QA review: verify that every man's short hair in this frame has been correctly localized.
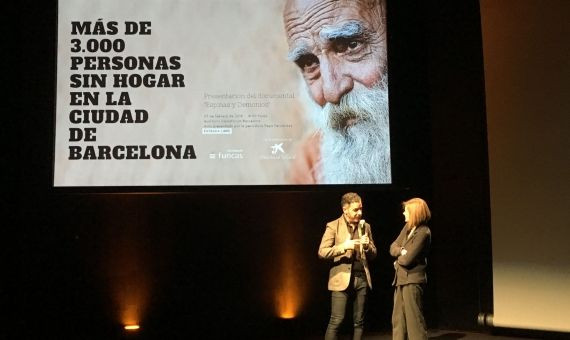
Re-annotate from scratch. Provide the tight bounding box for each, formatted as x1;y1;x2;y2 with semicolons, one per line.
341;192;362;208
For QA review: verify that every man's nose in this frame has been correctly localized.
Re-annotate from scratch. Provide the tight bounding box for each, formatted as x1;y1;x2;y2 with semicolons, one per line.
319;57;353;105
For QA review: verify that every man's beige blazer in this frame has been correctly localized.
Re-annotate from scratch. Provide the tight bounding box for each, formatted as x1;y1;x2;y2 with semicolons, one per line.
318;216;377;291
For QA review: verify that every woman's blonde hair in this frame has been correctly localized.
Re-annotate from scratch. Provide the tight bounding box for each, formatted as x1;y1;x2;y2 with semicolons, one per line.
403;197;431;227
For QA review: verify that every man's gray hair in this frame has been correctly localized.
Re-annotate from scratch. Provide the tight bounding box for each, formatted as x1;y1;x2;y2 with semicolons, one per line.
341;192;362;208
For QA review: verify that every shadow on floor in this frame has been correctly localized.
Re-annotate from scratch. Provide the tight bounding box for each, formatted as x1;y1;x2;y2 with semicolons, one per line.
429;332;467;339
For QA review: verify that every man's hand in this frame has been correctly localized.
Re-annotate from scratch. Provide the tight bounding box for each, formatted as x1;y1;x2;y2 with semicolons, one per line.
341;238;358;251
360;235;370;250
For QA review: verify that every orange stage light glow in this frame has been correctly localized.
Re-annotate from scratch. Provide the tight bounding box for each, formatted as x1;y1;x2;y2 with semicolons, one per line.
101;206;152;331
275;250;305;319
124;324;140;331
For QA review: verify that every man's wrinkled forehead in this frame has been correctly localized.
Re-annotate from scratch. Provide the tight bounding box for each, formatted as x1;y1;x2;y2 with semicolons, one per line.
283;0;383;41
284;0;379;14
284;0;322;15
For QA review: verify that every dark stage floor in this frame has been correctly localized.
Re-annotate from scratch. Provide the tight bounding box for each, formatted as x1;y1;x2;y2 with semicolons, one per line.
75;326;569;339
299;329;550;340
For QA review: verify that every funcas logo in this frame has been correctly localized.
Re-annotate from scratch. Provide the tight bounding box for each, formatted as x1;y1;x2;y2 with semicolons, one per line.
209;149;244;160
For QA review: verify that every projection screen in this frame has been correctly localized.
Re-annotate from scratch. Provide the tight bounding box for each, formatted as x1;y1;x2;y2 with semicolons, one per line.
54;0;391;186
481;0;570;332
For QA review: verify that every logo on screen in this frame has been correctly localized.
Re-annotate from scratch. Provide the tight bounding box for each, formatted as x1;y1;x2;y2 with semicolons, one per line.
209;149;244;160
260;139;294;160
271;143;284;154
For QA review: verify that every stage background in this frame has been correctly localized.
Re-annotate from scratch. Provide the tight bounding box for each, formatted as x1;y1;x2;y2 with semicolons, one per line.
14;0;567;338
480;0;570;332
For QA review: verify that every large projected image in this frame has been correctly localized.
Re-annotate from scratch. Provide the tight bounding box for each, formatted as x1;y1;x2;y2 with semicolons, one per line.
54;0;390;186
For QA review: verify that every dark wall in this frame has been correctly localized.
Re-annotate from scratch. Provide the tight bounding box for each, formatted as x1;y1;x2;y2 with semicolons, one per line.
15;0;490;339
424;0;493;330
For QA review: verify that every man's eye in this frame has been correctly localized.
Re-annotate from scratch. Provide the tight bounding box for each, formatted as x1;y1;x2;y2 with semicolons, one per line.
296;54;319;73
334;39;360;53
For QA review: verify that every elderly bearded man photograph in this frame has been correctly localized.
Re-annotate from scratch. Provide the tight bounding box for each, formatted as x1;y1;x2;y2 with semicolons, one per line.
283;0;391;184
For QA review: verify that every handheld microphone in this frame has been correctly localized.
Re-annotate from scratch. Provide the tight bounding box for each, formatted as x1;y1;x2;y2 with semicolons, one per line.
358;219;365;237
358;219;366;259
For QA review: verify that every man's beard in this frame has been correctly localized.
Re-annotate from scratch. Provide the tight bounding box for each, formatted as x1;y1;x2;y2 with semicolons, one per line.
311;77;391;184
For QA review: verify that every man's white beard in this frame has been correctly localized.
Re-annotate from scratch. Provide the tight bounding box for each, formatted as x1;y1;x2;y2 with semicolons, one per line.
310;77;391;184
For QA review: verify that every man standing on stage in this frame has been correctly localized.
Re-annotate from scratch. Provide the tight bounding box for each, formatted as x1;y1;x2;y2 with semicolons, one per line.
318;192;377;340
283;0;391;184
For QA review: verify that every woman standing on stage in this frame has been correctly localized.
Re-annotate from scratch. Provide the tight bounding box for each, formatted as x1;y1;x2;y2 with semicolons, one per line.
389;198;432;340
